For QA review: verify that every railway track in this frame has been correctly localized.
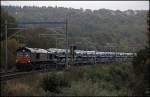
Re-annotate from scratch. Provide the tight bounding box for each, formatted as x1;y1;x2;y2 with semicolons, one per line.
0;69;52;82
0;71;19;76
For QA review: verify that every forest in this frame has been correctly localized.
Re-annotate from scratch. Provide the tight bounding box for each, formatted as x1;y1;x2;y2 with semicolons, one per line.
1;6;148;51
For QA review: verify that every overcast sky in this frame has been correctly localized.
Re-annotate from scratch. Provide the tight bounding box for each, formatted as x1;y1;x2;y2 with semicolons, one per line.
1;1;149;11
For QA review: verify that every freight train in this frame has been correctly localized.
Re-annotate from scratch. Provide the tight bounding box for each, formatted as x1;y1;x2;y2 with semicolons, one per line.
16;47;136;71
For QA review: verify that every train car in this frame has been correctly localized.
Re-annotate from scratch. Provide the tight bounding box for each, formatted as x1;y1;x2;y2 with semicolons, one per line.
74;50;83;65
47;48;68;68
86;51;96;64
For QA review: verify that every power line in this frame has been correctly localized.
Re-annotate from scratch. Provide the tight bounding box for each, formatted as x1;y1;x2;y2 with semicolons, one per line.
4;21;65;25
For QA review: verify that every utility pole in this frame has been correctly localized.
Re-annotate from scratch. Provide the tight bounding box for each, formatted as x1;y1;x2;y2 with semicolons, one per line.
94;50;96;65
64;12;82;69
65;14;69;70
5;20;8;72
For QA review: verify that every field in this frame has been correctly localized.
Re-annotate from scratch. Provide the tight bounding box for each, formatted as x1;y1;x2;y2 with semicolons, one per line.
1;62;133;96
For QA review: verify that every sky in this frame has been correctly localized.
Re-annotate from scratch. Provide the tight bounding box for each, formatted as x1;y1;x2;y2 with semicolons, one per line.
1;1;149;11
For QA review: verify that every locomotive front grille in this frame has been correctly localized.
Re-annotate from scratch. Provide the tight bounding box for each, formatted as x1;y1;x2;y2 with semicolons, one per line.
16;56;31;64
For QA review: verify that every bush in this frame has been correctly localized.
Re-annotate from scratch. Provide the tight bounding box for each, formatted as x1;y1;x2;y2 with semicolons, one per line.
1;74;46;96
131;47;150;96
40;72;70;94
2;83;33;96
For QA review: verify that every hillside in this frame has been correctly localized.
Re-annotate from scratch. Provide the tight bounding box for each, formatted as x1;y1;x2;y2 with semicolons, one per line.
1;6;148;51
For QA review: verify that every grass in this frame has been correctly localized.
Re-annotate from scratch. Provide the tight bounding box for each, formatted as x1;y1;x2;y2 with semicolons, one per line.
1;62;132;96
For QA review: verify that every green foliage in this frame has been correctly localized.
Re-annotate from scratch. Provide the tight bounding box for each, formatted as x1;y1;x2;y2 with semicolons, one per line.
1;74;46;96
1;9;18;41
61;80;128;96
60;63;131;96
2;6;148;51
131;46;149;96
1;38;21;70
40;72;71;94
1;62;133;96
2;83;34;96
133;46;149;65
40;63;131;96
0;9;21;71
18;28;57;49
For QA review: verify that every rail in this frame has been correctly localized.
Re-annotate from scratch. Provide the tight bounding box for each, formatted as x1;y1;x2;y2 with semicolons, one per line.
0;69;51;82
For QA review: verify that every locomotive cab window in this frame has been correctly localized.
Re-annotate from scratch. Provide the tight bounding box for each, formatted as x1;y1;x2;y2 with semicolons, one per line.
48;54;53;59
36;53;40;59
16;50;31;56
24;51;31;56
17;51;24;56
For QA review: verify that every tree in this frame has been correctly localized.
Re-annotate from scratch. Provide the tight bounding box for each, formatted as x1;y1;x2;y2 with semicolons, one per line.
2;6;148;51
130;11;150;96
0;10;19;71
1;9;18;41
